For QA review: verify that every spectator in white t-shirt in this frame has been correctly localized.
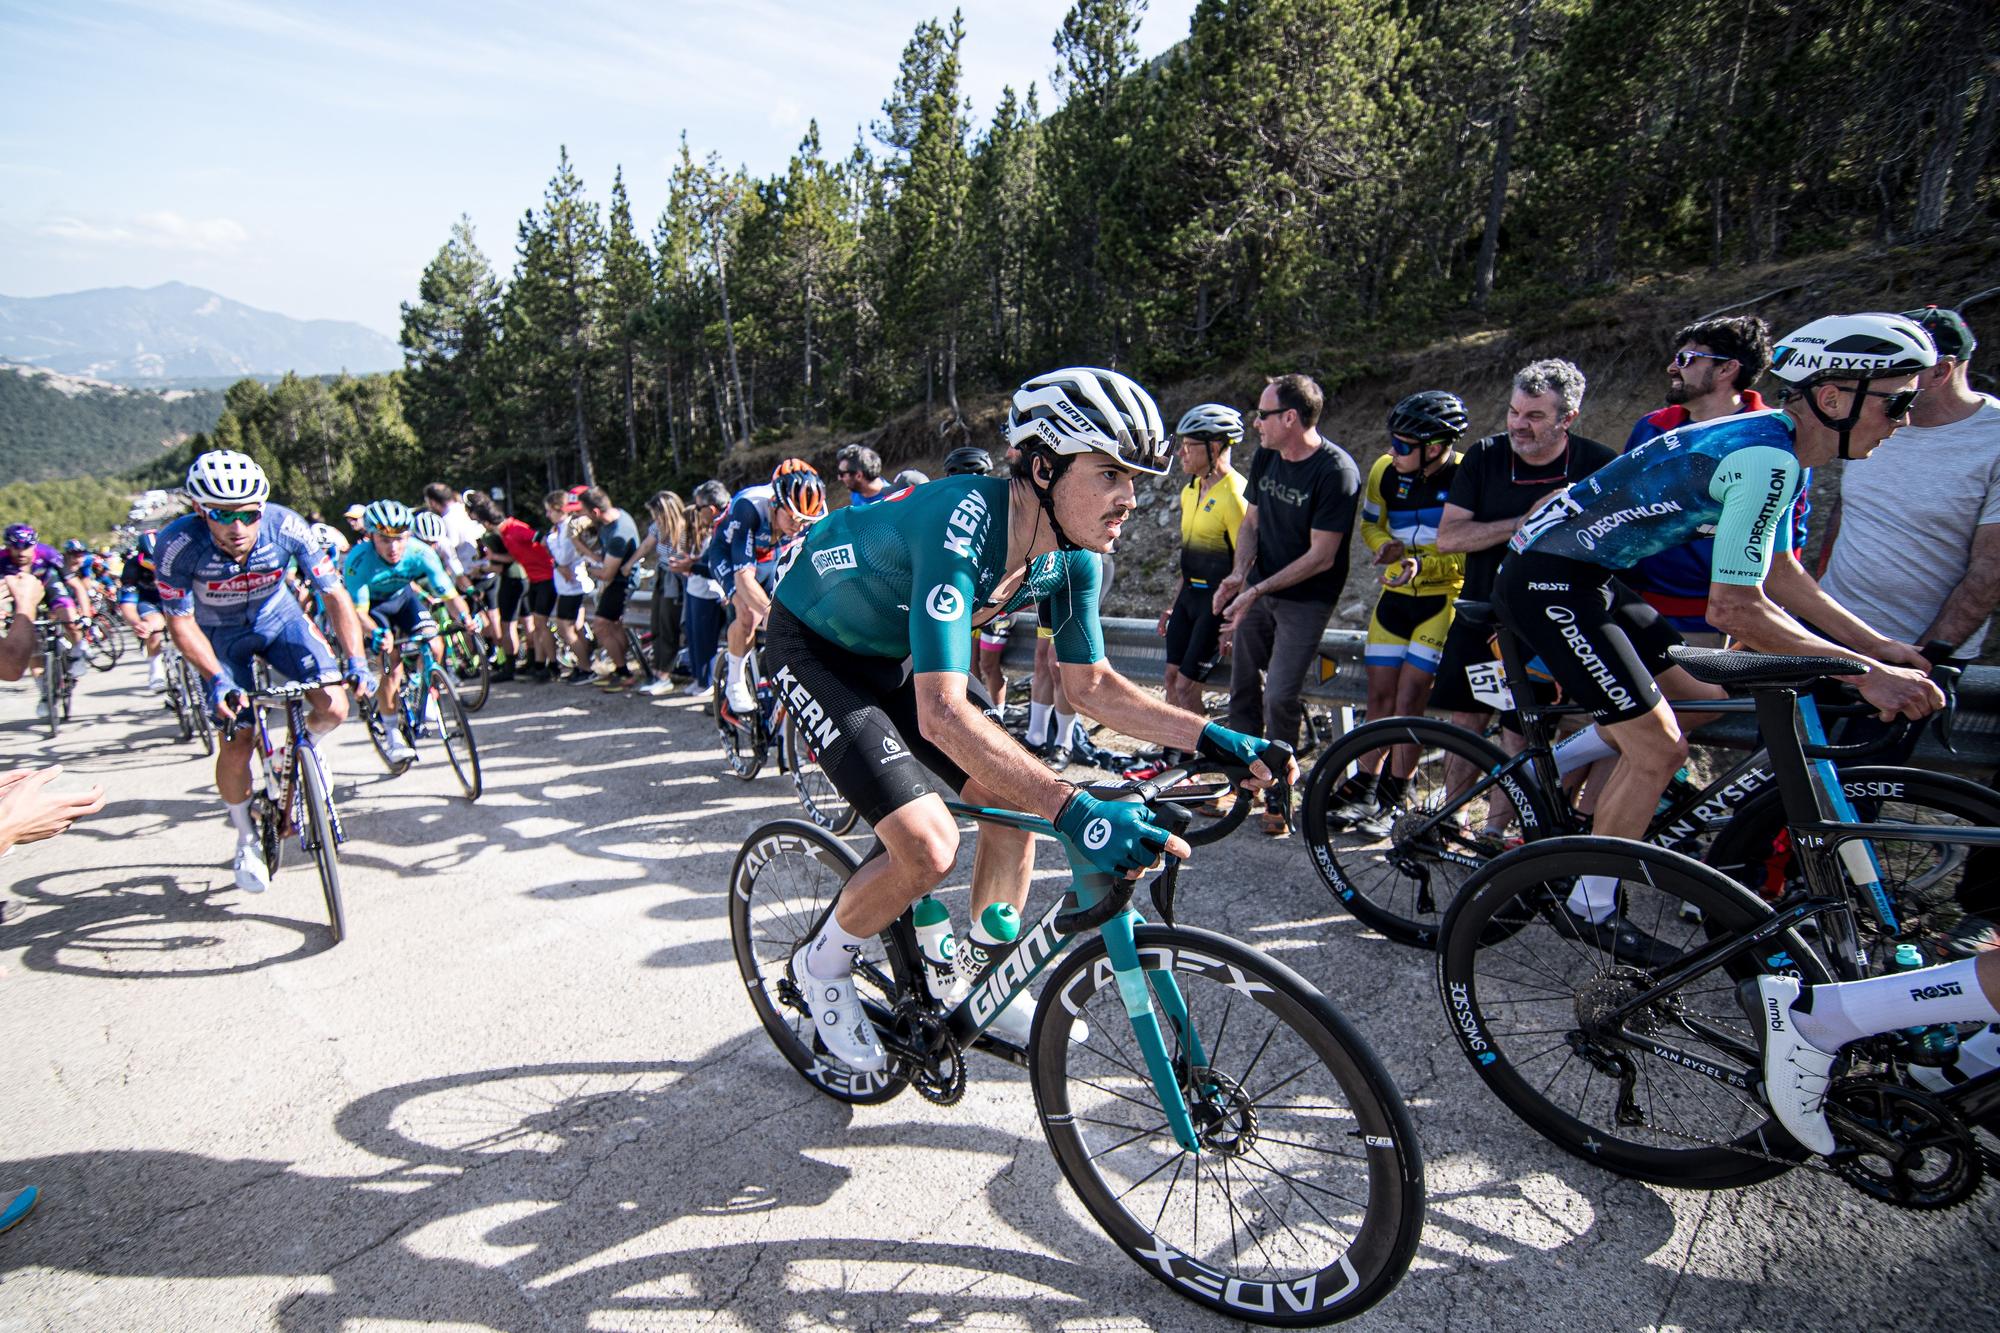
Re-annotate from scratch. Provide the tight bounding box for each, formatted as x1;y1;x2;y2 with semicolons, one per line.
1820;306;2000;663
542;490;594;683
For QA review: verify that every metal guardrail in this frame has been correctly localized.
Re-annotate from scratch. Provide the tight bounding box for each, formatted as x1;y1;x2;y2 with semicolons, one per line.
629;591;2000;778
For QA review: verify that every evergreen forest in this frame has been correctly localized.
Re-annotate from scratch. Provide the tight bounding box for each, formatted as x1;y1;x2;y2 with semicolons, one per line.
155;0;1996;519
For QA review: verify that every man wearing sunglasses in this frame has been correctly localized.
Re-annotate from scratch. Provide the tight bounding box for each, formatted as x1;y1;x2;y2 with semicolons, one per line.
1493;313;1944;964
835;443;889;508
155;450;374;895
1617;317;1798;646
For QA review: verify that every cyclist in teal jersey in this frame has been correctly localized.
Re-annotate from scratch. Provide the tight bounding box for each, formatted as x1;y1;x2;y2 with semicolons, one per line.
346;500;477;760
1494;313;1946;957
769;367;1298;1071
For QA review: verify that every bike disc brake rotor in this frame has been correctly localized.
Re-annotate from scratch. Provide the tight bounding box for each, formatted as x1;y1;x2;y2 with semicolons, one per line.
1183;1065;1258;1158
1827;1078;1984;1210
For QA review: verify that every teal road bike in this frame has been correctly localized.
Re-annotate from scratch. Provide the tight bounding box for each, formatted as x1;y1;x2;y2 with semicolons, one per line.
729;759;1424;1326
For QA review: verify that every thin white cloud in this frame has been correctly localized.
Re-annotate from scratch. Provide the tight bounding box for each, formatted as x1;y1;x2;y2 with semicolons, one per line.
39;210;248;254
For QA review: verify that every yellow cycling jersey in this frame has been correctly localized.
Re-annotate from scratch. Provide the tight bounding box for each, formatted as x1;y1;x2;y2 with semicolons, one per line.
1360;452;1465;598
1178;468;1248;588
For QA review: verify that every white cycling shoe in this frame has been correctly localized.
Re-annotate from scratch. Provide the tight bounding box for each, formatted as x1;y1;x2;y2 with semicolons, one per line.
232;838;271;895
791;944;888;1072
724;677;757;717
984;993;1036;1048
146;657;168;693
1756;974;1837;1155
381;730;418;766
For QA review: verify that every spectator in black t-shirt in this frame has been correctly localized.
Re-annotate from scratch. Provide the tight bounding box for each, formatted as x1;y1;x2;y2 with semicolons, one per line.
1433;359;1616;717
1429;359;1615;832
1213;373;1361;835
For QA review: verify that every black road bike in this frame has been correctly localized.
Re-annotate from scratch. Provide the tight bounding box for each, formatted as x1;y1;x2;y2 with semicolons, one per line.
1300;599;1986;947
1437;646;1999;1207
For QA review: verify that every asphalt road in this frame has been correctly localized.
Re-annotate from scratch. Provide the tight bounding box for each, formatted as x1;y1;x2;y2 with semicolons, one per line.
1;655;1991;1331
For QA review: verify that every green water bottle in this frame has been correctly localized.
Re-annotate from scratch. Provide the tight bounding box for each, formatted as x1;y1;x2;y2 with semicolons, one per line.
957;902;1021;989
913;895;956;996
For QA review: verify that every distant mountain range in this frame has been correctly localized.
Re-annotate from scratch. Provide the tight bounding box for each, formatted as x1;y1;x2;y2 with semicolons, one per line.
0;282;401;383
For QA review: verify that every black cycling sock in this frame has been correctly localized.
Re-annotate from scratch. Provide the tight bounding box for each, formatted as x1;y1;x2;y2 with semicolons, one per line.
1377;774;1409;808
1342;772;1381;801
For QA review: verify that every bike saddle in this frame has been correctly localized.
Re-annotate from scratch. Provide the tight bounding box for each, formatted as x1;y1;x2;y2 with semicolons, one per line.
1667;644;1868;691
1452;598;1494;626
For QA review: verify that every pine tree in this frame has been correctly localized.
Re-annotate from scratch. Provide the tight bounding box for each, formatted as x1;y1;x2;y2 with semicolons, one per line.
399;216;501;472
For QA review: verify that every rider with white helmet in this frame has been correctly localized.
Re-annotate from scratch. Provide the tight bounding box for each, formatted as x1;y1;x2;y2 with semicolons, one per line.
1492;313;1944;965
155;450;375;894
763;367;1298;1075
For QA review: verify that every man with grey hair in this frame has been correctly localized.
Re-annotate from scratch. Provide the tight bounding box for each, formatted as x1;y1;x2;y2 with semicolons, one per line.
836;444;890;507
1429;359;1617;827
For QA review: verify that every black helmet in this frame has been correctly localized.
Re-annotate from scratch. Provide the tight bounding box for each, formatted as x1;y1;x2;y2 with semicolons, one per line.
1387;390;1469;444
943;446;994;476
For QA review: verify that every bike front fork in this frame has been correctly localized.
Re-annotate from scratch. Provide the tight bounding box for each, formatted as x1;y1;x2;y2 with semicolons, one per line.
1097;911;1211;1152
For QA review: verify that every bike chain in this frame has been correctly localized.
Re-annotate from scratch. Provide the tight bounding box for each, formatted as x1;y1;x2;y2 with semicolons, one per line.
891;998;965;1107
1584;1072;1985;1209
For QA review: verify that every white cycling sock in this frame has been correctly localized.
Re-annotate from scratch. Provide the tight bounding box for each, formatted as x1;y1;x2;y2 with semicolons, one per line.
1567;874;1622;924
224;799;255;841
1552;724;1617;777
1026;702;1051;746
803;910;875;980
725;653;747;690
1790;957;2000;1051
306;715;338;739
1054;711;1079;749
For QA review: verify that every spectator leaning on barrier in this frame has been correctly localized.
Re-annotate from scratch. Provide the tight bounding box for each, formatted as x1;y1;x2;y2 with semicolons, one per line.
1821;305;2000;668
1618;317;1801;645
1433;359;1615;721
836;444;889;507
465;492;557;681
1213;374;1361;836
582;486;641;692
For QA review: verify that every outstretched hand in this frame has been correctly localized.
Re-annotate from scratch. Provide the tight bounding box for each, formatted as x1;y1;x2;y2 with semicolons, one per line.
0;765;105;855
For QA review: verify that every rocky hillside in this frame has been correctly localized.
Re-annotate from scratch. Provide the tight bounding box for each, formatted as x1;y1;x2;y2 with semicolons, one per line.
725;236;2000;655
0;362;224;484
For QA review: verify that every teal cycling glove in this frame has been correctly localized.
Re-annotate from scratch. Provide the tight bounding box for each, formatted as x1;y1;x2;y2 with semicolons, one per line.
1197;721;1286;774
1055;789;1172;879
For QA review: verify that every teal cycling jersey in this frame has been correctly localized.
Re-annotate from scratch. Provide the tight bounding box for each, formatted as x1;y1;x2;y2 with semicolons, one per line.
774;474;1104;674
1510;409;1804;587
343;538;455;608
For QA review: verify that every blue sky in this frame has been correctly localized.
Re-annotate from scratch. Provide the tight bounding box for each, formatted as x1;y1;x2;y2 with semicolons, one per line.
0;0;1199;337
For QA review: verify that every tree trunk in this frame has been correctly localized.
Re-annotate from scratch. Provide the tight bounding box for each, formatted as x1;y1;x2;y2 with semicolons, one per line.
1947;70;1998;235
715;259;751;448
706;353;734;453
623;340;638;465
1913;71;1973;237
1473;0;1535;312
802;273;815;429
1711;5;1752;271
946;327;961;425
925;350;934;422
662;358;683;470
572;363;594;485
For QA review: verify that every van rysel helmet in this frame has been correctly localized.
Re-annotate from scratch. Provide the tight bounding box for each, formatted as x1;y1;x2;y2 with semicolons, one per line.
1770;312;1937;458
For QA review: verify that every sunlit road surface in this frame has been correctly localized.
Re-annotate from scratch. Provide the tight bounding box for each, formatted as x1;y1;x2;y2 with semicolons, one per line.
1;660;1990;1331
